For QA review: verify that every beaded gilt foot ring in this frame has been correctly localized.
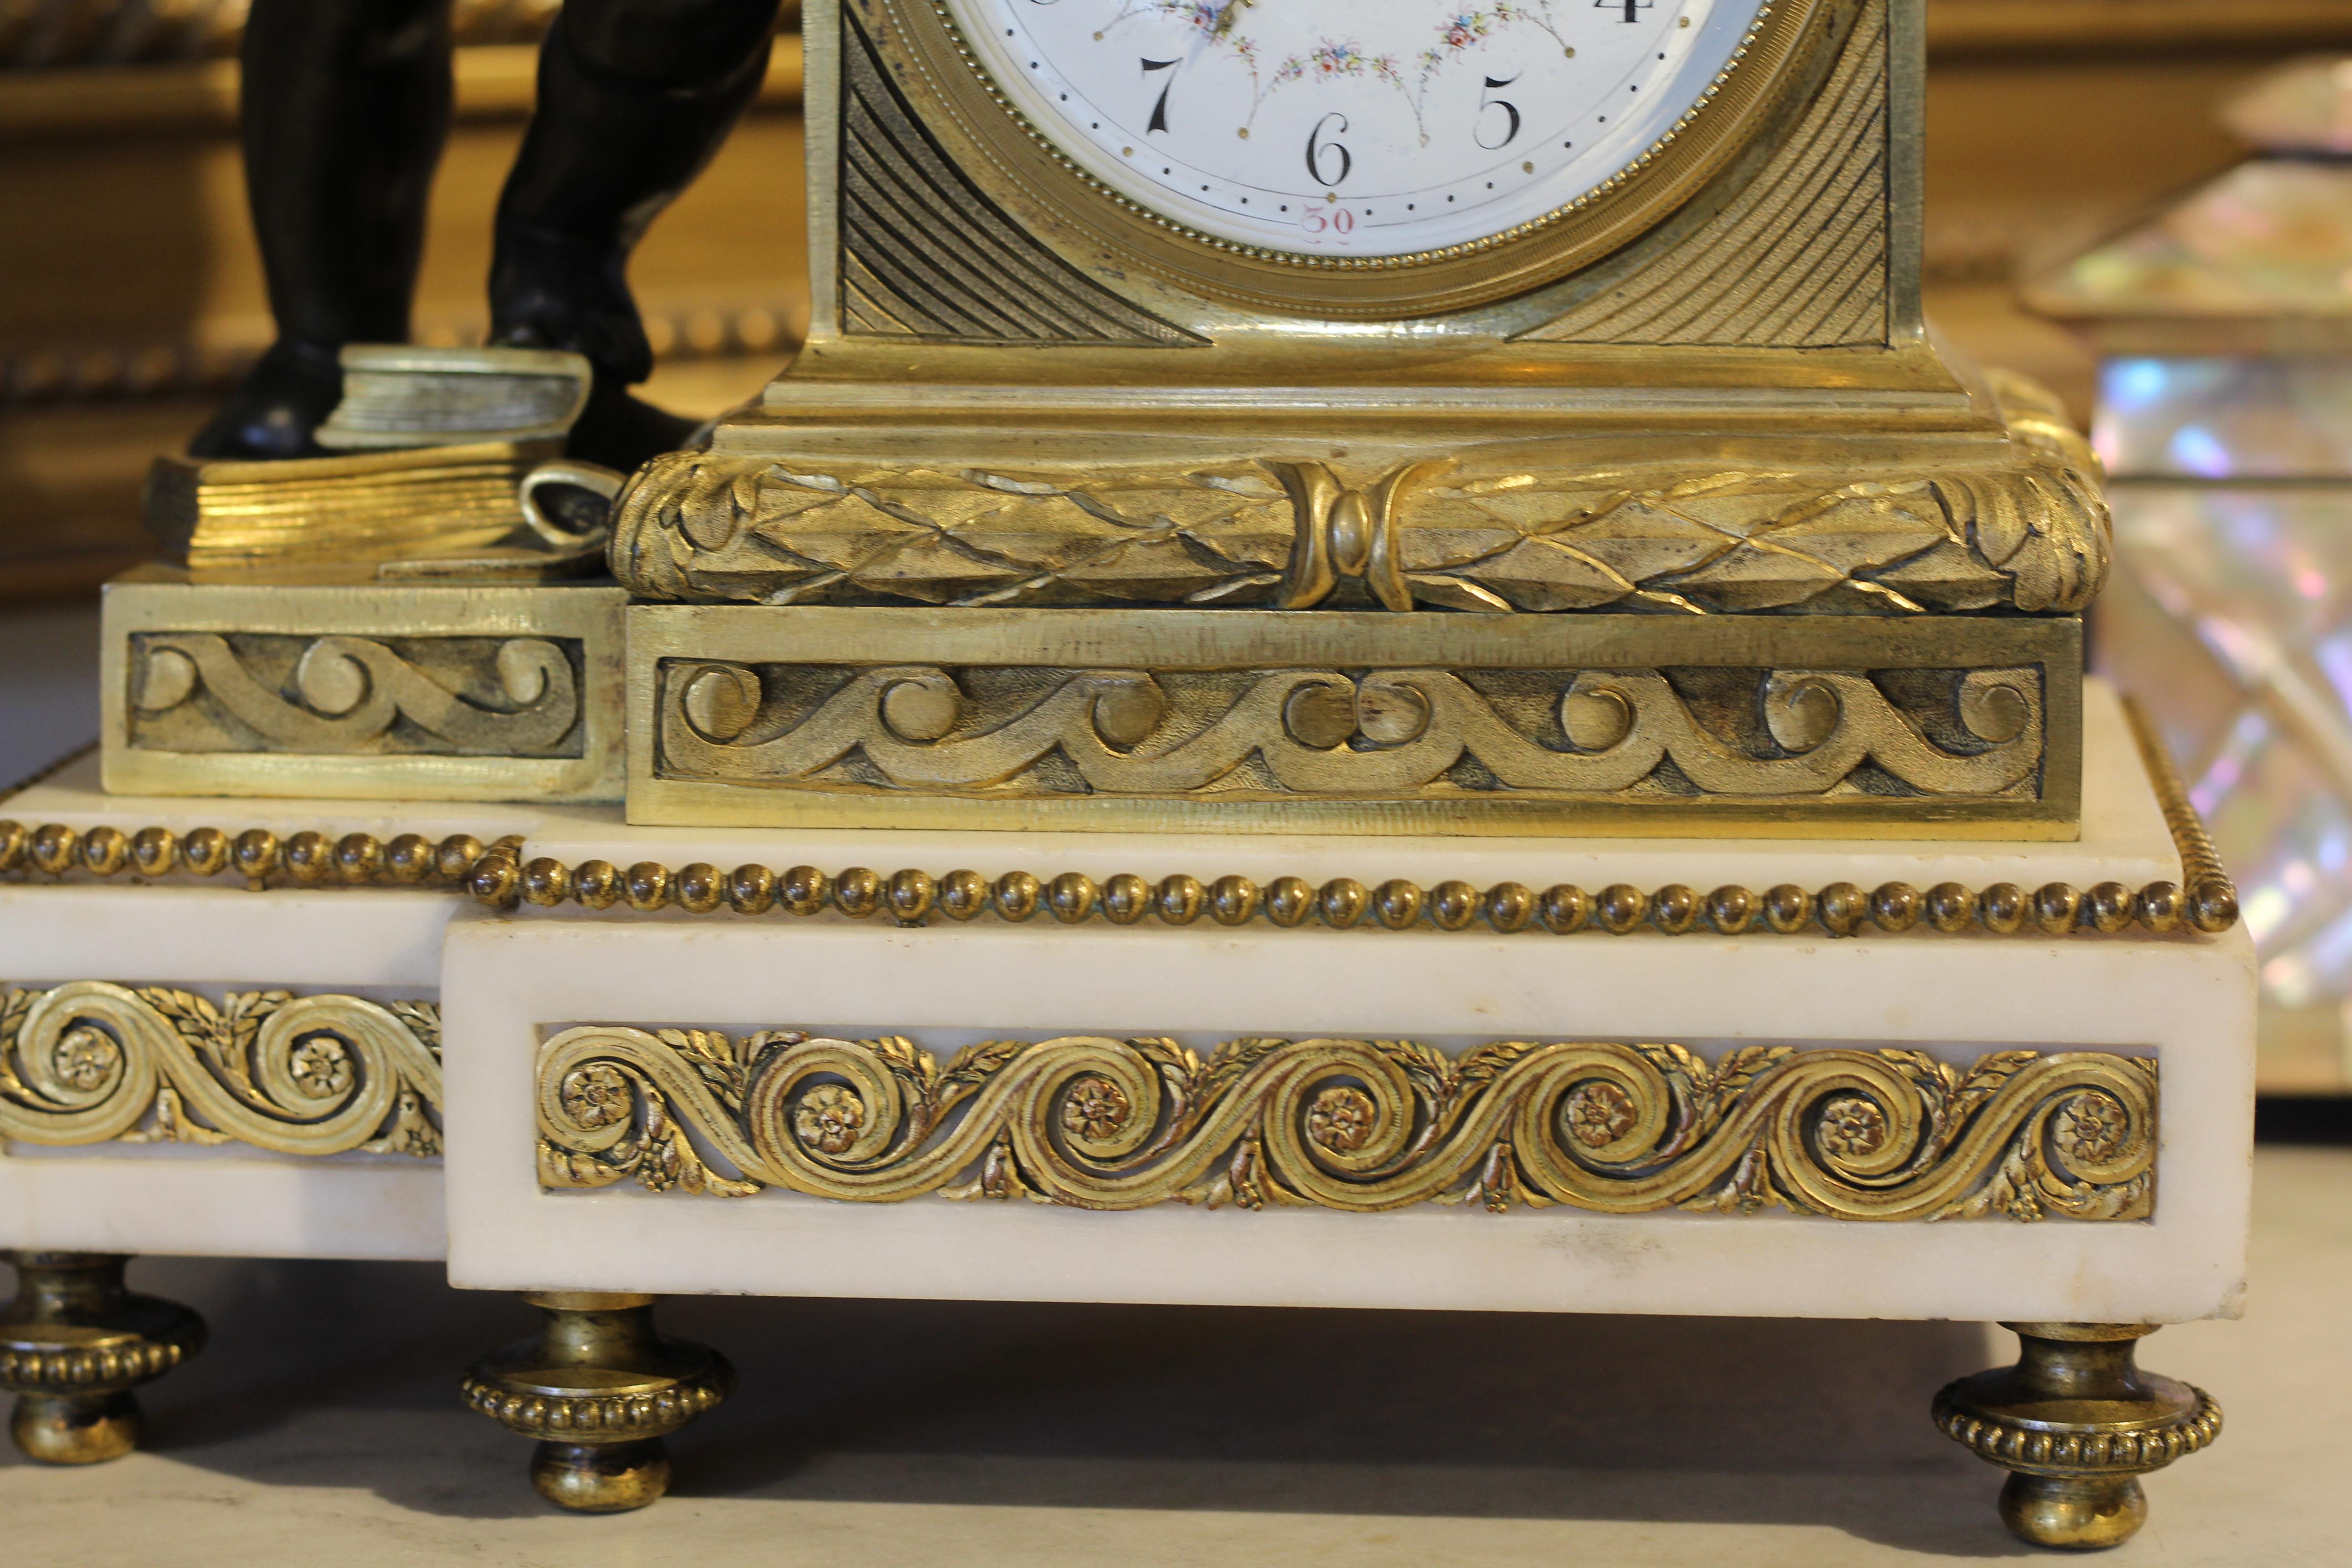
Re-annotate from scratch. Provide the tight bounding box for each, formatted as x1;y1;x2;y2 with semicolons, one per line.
1934;1323;2223;1549
0;1251;206;1464
462;1292;732;1512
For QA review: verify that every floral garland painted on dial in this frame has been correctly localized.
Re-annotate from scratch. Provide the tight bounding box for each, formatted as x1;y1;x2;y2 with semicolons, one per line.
1094;0;1597;143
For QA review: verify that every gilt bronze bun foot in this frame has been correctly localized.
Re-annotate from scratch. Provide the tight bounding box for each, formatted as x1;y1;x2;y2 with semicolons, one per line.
462;1291;732;1512
0;1251;206;1465
1935;1323;2223;1549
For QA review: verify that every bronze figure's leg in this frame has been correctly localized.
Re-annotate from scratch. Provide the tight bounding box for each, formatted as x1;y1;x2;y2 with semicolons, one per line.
191;0;456;459
0;1251;207;1464
462;1291;732;1512
490;0;784;470
1934;1323;2224;1550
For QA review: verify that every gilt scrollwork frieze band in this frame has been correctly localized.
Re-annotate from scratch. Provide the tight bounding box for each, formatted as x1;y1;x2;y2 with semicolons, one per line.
0;984;442;1157
537;1029;2156;1222
657;661;2047;804
470;698;2231;937
127;632;586;758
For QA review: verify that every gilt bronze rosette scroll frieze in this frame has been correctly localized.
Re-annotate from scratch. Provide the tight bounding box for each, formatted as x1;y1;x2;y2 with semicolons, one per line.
537;1028;2156;1222
0;984;442;1158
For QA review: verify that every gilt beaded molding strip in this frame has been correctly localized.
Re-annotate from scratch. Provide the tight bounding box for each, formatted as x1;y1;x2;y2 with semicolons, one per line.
1935;1382;2224;1476
0;701;2238;941
538;1029;2157;1221
457;1357;731;1446
470;698;2235;939
0;819;520;892
0;1334;193;1396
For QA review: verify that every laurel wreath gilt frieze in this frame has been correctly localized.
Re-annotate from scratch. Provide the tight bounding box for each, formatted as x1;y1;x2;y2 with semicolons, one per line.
537;1029;2156;1222
607;445;2107;616
0;984;442;1158
611;368;2104;611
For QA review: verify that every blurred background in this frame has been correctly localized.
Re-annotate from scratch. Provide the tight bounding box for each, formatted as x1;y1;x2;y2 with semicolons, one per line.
0;0;809;601
4;0;2352;1108
2;0;2342;600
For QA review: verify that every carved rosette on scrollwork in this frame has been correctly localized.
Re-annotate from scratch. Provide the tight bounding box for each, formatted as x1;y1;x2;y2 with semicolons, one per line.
0;984;442;1157
606;378;2107;615
536;1029;2155;1221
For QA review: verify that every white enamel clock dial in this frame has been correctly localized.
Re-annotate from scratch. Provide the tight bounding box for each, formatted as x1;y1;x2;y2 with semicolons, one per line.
945;0;1770;259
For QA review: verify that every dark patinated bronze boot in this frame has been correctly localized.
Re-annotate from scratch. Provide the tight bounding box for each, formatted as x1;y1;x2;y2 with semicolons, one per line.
190;0;454;458
489;0;783;471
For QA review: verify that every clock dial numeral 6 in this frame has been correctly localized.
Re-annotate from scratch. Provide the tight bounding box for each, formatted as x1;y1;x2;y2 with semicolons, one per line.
951;0;1770;260
1306;112;1352;188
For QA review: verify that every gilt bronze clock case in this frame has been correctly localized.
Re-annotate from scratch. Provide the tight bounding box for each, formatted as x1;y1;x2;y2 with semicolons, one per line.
611;0;2103;838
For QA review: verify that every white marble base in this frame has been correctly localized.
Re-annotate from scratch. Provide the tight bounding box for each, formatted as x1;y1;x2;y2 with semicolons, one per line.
1;681;2257;1313
12;1147;2350;1568
436;682;2254;1323
441;908;2253;1323
8;750;548;848
0;1150;441;1261
0;762;515;1262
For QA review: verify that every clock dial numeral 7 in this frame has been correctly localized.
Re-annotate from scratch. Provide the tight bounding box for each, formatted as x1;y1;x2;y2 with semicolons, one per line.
952;0;1764;258
1141;56;1177;134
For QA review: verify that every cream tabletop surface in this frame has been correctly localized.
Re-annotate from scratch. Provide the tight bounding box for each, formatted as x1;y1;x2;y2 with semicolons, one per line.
2;1141;2341;1568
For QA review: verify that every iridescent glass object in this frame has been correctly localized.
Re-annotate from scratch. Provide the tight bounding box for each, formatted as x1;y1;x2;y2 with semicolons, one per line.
2036;57;2352;1090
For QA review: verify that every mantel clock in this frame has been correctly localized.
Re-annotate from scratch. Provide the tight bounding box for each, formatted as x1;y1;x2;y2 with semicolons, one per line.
610;0;2106;837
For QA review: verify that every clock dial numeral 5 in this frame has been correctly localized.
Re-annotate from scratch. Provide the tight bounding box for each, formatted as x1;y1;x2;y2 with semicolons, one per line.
951;0;1769;260
1476;75;1522;151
